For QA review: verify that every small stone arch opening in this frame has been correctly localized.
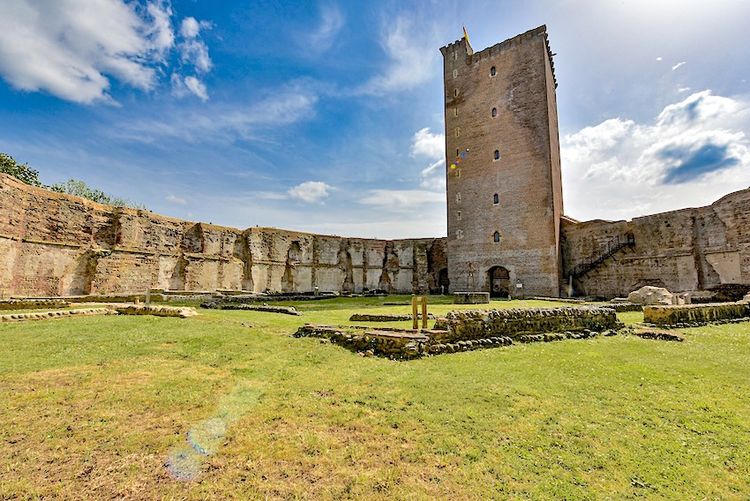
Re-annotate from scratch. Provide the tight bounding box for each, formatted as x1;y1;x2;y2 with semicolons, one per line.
488;266;510;298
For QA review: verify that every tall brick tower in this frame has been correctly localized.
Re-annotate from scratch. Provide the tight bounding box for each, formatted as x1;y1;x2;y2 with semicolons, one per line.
440;26;563;297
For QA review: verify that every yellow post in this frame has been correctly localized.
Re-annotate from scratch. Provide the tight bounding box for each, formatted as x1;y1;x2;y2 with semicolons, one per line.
421;296;428;329
412;296;418;330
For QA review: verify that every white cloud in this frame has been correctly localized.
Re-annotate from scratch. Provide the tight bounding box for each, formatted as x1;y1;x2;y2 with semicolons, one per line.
0;0;177;104
410;127;446;190
671;61;686;71
562;90;750;221
119;83;318;142
678;86;691;93
179;38;212;73
357;15;438;95
307;4;345;53
360;189;444;211
410;127;444;159
180;17;203;38
146;1;174;56
166;194;187;205
656;56;663;61
183;76;208;101
171;15;212;98
287;181;333;203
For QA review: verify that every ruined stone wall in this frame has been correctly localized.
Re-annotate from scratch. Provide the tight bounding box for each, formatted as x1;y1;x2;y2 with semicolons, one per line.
562;188;750;298
0;174;447;297
440;26;563;297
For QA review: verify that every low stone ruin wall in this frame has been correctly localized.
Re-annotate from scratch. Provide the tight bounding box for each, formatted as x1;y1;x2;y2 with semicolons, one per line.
0;308;113;322
0;299;70;310
348;313;433;322
113;305;198;318
432;306;620;343
294;324;433;359
201;301;301;316
643;303;750;327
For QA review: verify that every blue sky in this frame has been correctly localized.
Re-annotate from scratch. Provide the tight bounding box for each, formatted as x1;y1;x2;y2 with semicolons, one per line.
0;0;749;237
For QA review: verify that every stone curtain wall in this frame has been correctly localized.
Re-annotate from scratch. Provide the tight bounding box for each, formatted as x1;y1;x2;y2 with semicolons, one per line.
561;188;750;298
0;174;447;297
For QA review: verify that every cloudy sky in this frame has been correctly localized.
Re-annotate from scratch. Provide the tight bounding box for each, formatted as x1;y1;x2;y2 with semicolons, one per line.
0;0;748;238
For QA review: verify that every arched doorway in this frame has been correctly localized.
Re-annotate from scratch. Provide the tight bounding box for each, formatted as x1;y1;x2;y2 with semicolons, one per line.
437;268;450;294
488;266;510;298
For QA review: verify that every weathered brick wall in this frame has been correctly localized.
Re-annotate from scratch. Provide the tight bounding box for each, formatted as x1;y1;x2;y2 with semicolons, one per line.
441;26;563;297
0;174;447;297
562;188;750;298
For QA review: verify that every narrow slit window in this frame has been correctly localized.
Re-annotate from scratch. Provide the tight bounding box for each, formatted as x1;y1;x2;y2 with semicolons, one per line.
454;107;458;117
493;231;500;243
454;88;459;97
491;107;497;117
494;149;500;160
490;66;497;76
452;69;458;78
493;193;499;205
457;211;461;220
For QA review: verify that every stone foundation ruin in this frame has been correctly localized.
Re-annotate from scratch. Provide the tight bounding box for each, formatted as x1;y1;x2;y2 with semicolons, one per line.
295;306;623;359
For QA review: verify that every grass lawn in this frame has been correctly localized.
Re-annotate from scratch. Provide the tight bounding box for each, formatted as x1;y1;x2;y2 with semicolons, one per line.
1;296;748;499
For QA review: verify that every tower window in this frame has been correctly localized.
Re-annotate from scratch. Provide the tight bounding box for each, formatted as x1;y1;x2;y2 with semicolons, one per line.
494;149;500;160
456;229;464;240
493;193;499;205
456;148;459;156
453;51;458;61
456;192;461;203
454;88;459;97
457;211;461;220
452;69;458;78
490;66;497;77
493;231;500;243
454;107;458;117
491;107;497;117
455;127;460;138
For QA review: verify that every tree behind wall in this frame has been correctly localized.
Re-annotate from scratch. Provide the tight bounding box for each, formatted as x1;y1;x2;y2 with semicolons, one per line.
49;179;139;208
1;151;144;209
0;152;42;186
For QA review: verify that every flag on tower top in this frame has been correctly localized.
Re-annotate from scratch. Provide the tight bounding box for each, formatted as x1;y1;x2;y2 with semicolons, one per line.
462;26;470;43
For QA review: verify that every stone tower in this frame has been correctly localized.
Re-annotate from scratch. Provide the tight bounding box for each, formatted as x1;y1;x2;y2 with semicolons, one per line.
440;25;563;297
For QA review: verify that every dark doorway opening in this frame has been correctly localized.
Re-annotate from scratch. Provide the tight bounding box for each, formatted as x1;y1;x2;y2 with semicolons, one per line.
488;266;510;298
438;268;450;294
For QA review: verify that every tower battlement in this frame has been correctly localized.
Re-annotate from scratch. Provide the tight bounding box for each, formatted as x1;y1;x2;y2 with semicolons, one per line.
441;26;557;87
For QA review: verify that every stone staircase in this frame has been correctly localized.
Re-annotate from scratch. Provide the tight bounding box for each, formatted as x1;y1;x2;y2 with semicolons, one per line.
570;233;635;279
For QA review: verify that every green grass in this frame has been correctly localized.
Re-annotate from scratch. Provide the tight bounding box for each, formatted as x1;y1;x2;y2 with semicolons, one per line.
1;296;748;499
